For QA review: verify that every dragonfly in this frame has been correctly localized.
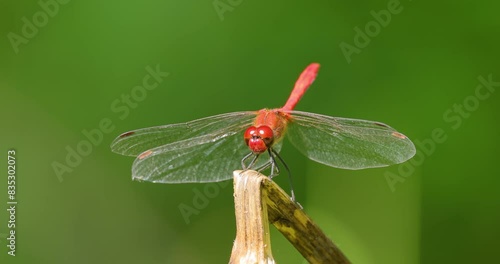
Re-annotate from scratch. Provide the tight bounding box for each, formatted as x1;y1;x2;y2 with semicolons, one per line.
111;63;416;199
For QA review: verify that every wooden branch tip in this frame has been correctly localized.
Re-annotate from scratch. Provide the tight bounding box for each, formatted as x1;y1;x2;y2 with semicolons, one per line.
230;170;275;264
230;170;350;264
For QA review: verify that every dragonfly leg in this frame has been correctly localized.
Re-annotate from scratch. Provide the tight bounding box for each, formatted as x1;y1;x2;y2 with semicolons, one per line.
267;149;280;178
254;149;281;179
248;149;297;202
253;148;280;176
270;148;296;202
241;152;259;170
255;160;272;172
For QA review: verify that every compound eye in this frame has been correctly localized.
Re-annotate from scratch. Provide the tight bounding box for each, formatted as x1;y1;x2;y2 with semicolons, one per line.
244;126;257;146
256;126;274;146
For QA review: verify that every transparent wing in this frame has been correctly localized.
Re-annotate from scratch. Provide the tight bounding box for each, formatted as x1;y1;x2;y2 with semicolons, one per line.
110;111;282;183
286;111;416;169
132;134;282;183
111;112;256;156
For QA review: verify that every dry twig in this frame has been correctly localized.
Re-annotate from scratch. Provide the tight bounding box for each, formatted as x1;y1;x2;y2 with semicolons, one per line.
230;170;350;264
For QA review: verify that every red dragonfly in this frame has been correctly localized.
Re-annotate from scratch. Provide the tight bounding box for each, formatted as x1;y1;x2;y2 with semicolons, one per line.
111;63;415;195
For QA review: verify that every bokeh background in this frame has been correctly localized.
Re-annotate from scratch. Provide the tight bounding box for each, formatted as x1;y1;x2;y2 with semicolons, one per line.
1;0;499;263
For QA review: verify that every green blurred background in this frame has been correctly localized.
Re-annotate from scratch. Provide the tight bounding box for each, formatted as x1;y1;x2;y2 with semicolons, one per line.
1;0;499;263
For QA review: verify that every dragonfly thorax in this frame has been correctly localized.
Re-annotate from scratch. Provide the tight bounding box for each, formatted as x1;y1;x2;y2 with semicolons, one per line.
244;125;274;154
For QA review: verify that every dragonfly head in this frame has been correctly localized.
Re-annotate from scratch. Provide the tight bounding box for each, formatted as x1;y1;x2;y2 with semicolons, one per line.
244;125;274;154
